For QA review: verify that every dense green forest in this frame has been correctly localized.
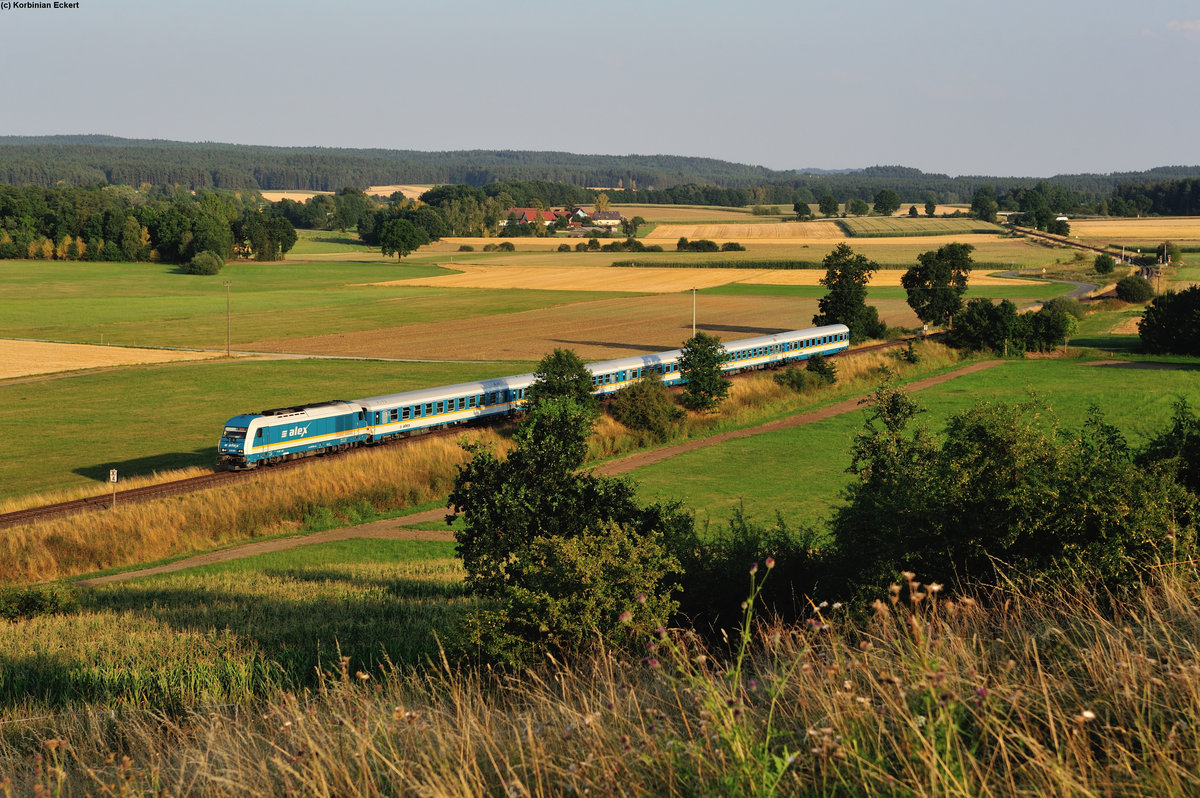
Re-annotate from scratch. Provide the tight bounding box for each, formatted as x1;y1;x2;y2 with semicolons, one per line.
3;136;1200;211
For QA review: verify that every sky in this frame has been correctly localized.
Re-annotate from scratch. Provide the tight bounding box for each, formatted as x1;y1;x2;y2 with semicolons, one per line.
1;0;1197;177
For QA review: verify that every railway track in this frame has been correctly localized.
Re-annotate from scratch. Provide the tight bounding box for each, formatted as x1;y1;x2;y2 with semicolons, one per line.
0;336;927;530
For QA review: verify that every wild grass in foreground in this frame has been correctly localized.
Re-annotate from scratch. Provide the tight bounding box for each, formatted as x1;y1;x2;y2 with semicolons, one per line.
0;540;469;720
3;567;1197;796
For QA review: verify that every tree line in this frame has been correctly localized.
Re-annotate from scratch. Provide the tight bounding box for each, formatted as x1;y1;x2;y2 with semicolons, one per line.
4;136;1200;214
0;184;296;265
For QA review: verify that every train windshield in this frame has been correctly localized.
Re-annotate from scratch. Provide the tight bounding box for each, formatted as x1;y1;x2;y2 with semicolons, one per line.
223;427;247;441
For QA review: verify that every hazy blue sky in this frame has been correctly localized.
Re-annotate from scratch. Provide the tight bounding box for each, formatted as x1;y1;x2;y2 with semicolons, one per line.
2;1;1197;177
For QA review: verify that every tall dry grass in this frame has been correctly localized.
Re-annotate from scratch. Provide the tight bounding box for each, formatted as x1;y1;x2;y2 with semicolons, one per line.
0;430;506;584
4;566;1198;796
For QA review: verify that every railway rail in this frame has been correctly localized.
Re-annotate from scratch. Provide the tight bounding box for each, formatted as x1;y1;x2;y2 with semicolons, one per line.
0;334;930;530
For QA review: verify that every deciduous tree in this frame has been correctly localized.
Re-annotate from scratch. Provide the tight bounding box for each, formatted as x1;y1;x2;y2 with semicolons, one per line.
678;332;730;411
811;243;887;344
902;242;974;326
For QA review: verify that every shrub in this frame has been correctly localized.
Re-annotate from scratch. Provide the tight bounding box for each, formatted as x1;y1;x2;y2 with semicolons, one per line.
575;242;588;252
608;374;684;442
1041;296;1084;320
1093;253;1115;274
669;505;823;630
466;522;681;665
829;388;1195;600
1157;240;1183;265
720;242;746;252
482;243;498;252
1138;286;1200;356
1116;275;1154;303
497;241;515;252
184;250;224;275
457;244;475;252
557;243;571;252
0;583;79;621
804;353;837;384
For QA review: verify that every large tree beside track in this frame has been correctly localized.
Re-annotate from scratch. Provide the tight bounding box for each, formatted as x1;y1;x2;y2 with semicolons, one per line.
678;332;730;411
812;243;887;344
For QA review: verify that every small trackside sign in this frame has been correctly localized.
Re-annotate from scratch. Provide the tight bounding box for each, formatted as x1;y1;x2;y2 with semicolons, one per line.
109;469;118;483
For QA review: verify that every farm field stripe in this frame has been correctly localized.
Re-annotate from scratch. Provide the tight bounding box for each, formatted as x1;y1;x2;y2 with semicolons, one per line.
75;360;999;587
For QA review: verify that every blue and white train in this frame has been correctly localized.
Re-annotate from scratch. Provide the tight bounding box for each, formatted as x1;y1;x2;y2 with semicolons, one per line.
216;324;850;469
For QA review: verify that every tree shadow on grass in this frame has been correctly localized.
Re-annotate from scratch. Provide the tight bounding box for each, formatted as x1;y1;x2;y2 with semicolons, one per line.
74;448;217;483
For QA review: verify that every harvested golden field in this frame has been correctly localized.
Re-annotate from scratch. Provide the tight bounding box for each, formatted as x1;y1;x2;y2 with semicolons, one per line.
0;340;220;380
371;264;1046;293
1070;217;1200;242
259;190;329;203
367;184;432;199
644;222;843;241
613;204;759;222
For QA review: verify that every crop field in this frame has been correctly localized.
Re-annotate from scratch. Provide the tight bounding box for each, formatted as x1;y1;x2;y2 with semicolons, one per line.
612;204;761;222
0;339;220;380
1069;217;1200;248
376;262;1049;293
635;357;1200;528
836;217;1002;237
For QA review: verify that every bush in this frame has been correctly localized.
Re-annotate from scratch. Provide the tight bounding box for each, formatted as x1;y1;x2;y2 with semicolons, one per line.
575;242;588;252
608;374;684;441
829;388;1195;600
1116;275;1154;303
804;353;837;383
0;583;78;621
1138;286;1200;356
557;243;571;252
676;237;721;253
465;522;681;665
482;243;498;252
497;241;515;252
1042;296;1085;320
184;250;224;275
457;244;475;252
1094;253;1115;274
669;505;823;631
720;242;746;252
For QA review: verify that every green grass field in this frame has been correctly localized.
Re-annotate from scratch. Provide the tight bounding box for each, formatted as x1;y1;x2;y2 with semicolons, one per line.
0;358;534;499
633;358;1200;529
0;260;633;348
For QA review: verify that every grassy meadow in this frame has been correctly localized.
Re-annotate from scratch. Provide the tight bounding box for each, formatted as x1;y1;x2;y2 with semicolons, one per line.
635;356;1200;527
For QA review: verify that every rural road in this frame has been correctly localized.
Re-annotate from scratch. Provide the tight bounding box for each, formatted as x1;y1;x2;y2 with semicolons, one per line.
76;360;1000;587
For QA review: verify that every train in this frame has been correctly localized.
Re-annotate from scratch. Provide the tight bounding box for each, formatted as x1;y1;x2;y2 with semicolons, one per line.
216;324;851;470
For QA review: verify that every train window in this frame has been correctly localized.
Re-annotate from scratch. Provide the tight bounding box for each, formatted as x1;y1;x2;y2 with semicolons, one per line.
424;403;433;416
389;409;398;422
435;401;443;414
256;429;263;439
402;407;411;420
468;395;476;409
413;405;422;418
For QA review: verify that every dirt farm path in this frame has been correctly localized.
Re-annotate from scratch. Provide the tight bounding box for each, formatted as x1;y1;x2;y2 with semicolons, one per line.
76;360;1001;587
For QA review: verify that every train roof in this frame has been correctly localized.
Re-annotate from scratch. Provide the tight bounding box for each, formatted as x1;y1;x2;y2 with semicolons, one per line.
356;372;537;410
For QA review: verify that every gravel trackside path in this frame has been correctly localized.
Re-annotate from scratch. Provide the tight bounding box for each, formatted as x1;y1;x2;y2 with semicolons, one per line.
77;360;1000;587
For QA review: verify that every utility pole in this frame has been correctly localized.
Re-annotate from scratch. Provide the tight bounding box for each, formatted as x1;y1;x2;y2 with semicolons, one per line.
223;280;232;357
691;287;697;338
